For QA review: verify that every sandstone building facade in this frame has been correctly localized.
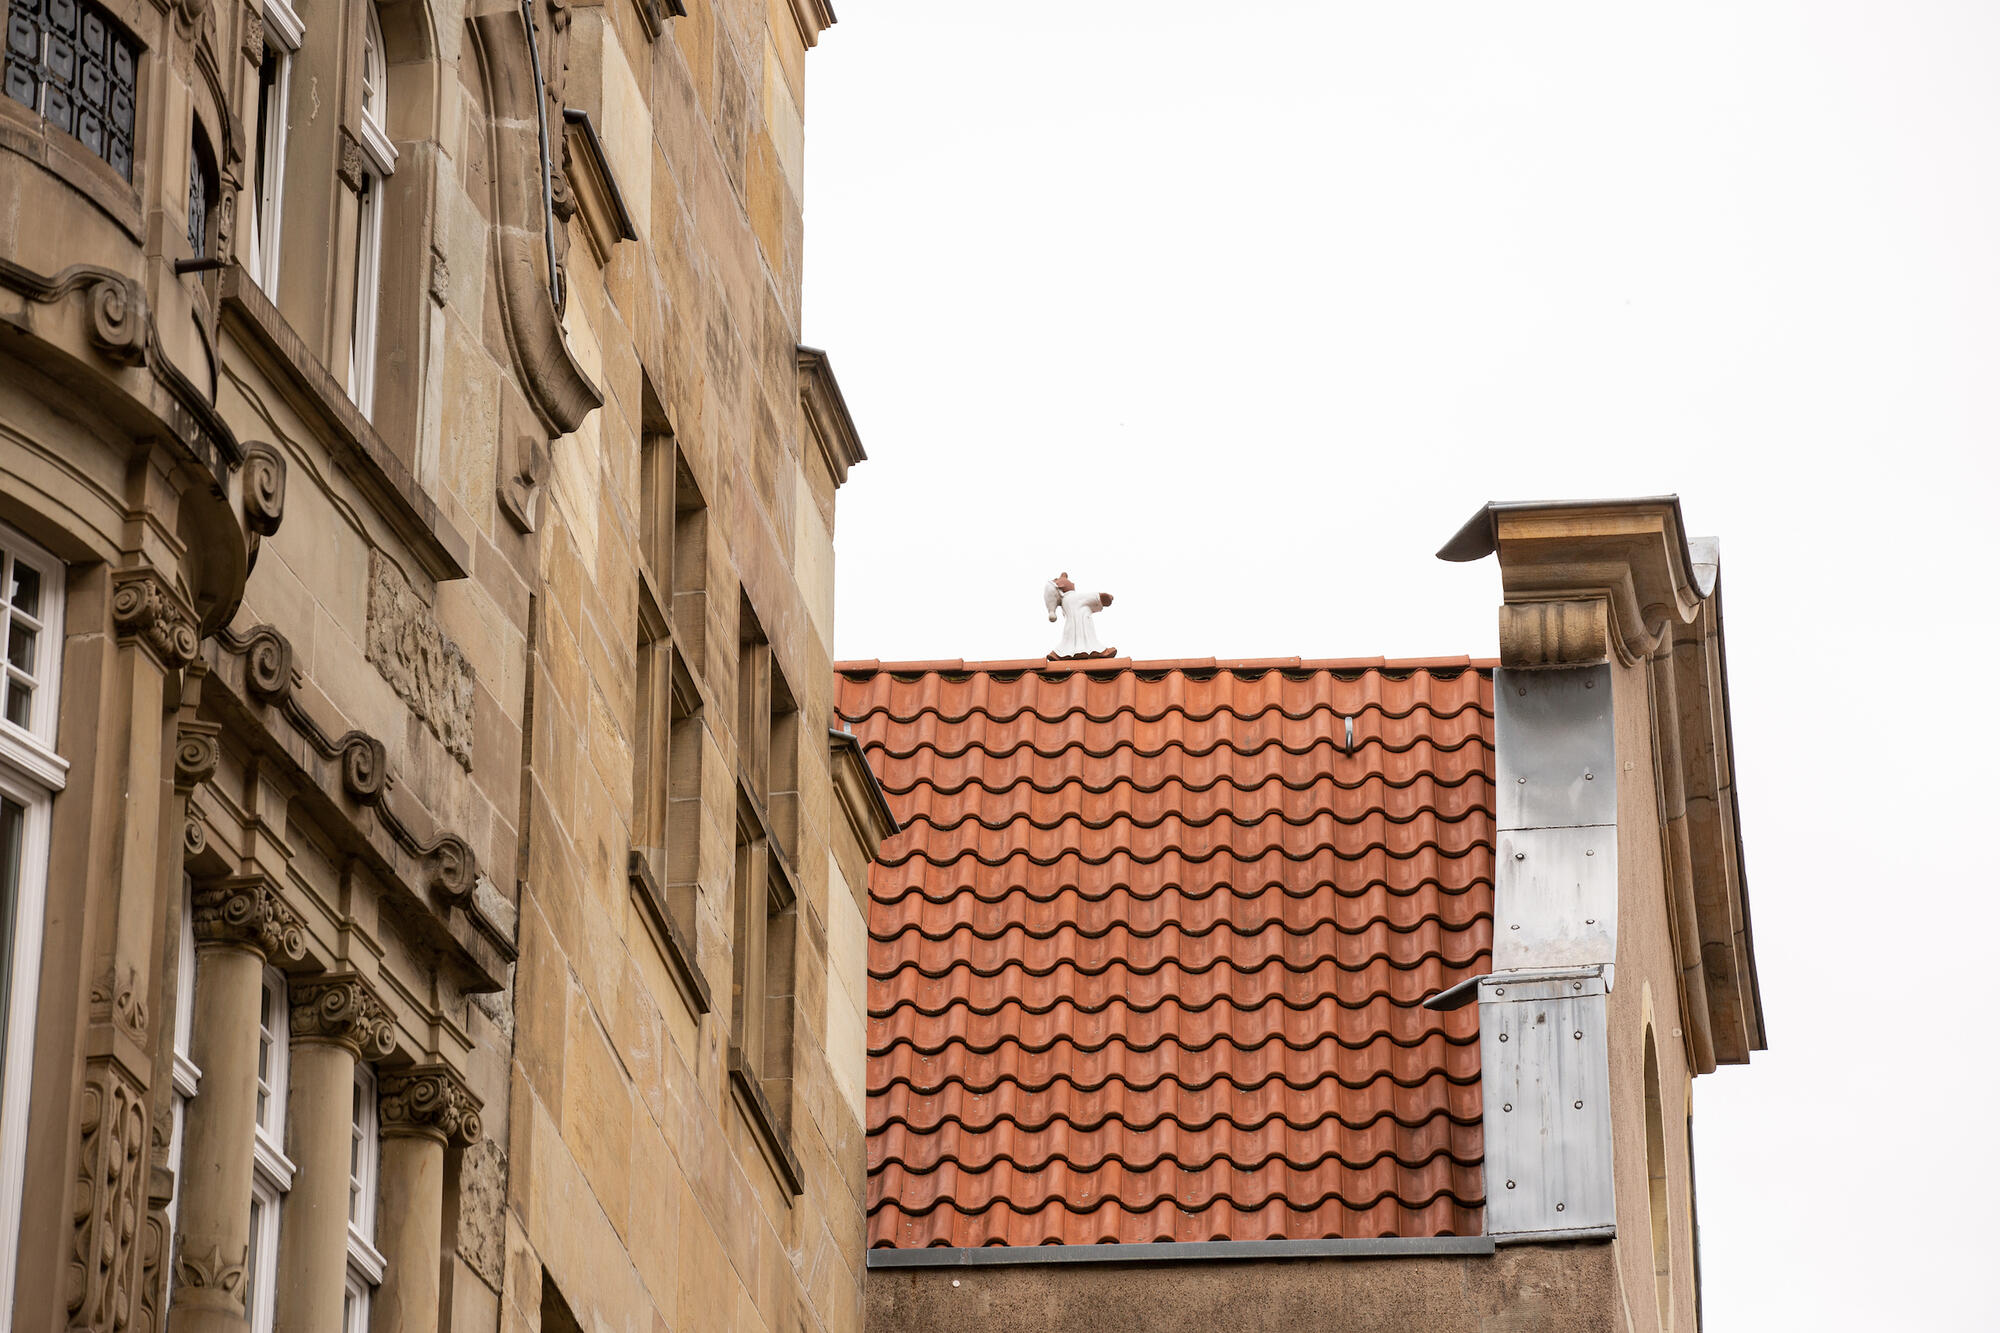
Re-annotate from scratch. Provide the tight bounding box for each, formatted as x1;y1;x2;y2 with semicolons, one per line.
0;0;887;1331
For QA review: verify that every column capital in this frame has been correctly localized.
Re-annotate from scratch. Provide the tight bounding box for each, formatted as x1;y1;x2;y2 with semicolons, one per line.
290;973;398;1061
110;568;202;670
191;876;308;964
378;1065;482;1145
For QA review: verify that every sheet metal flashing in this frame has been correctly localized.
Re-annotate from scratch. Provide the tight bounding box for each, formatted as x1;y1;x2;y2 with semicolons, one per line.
866;1237;1498;1269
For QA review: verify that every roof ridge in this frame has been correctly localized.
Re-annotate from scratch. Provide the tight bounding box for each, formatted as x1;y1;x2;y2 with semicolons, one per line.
836;655;1497;674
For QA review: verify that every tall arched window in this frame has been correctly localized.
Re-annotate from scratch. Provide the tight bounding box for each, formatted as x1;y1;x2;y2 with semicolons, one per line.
346;2;396;419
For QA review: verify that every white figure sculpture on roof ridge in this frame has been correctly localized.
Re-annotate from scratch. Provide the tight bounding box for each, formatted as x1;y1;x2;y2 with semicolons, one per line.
1044;571;1116;660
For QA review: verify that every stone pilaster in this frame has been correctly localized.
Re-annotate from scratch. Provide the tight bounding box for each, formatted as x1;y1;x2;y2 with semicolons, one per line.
275;975;398;1333
371;1068;481;1333
169;879;308;1333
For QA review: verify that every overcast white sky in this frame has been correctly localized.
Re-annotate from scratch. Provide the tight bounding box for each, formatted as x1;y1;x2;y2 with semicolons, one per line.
803;4;1999;1326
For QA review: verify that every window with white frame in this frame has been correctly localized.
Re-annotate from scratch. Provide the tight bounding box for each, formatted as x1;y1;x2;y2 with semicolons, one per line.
0;522;64;1333
346;2;396;419
244;0;304;292
345;1064;384;1326
245;965;294;1333
162;874;202;1315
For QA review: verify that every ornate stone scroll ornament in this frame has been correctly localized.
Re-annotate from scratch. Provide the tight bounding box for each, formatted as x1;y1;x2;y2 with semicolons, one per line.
291;974;398;1060
65;1062;150;1330
1044;572;1118;661
241;441;287;537
192;877;309;963
378;1066;483;1144
88;274;149;364
175;720;223;791
240;624;296;705
422;834;478;906
112;571;201;670
339;732;390;804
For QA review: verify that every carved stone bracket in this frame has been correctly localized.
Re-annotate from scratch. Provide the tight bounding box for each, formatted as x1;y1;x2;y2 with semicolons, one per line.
112;570;202;670
378;1065;482;1145
241;441;287;538
340;732;390;804
1496;598;1613;670
290;973;398;1061
174;719;223;791
421;834;477;906
192;876;308;963
496;433;547;534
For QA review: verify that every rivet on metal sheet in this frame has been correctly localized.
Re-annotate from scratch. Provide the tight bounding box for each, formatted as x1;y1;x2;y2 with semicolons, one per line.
1514;852;1525;861
1498;1033;1509;1042
1506;1180;1516;1189
1494;987;1505;996
1584;771;1594;780
1517;776;1526;784
1573;1031;1583;1040
1584;679;1594;688
1503;1103;1512;1112
1583;918;1594;925
1574;1101;1583;1109
1572;980;1583;989
1517;687;1527;696
1509;924;1520;930
1585;849;1594;856
1556;1202;1566;1212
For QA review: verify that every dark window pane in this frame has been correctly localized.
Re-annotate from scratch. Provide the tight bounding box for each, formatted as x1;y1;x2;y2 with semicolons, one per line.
3;680;28;728
2;794;26;1071
9;0;136;179
9;560;38;616
6;620;34;671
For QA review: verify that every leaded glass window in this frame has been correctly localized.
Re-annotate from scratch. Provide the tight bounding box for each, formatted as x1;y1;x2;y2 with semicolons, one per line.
3;0;137;180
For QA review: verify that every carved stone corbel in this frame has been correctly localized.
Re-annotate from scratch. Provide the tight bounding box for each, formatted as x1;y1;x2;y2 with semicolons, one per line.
241;441;287;537
497;434;547;533
237;623;297;705
378;1066;483;1145
175;719;223;791
88;275;149;365
191;876;308;963
111;571;201;671
422;834;478;906
290;974;398;1061
1496;598;1611;669
339;732;390;805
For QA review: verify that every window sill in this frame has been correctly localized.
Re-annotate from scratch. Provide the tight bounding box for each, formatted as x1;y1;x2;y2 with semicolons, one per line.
726;1045;803;1198
626;850;710;1015
216;264;468;582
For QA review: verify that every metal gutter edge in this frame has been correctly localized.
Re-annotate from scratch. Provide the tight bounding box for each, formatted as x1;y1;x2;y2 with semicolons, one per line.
866;1237;1497;1269
1493;1225;1616;1246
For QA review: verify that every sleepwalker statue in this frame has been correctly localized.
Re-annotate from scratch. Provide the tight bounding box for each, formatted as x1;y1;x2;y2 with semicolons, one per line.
1044;572;1117;660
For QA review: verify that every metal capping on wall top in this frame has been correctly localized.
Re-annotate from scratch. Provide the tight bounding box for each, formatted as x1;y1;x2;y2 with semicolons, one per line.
1480;664;1618;1241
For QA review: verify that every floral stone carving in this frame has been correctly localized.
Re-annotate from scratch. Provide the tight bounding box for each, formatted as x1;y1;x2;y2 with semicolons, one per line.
364;550;474;769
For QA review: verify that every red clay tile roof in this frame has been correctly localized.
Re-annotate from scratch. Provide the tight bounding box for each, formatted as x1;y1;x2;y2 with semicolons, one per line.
837;658;1496;1248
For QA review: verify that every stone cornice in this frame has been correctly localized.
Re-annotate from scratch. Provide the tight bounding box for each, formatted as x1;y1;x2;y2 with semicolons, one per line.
784;0;835;48
290;973;398;1061
828;727;898;858
191;876;308;963
377;1065;482;1145
798;346;866;487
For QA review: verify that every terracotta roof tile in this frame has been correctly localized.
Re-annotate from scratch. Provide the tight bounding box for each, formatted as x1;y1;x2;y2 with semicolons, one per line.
838;660;1493;1248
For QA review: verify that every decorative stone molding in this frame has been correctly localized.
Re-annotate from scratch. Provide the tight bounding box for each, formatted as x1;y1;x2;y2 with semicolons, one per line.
111;571;201;670
455;1138;507;1290
175;719;223;790
66;1060;152;1330
1496;599;1612;670
497;434;547;534
338;126;366;193
339;732;391;804
241;5;264;63
784;0;835;49
191;876;308;963
183;809;208;856
241;441;287;537
171;1241;248;1309
798;346;867;487
422;834;478;905
377;1066;482;1145
290;974;398;1060
466;7;604;436
365;550;475;769
87;966;149;1043
88;274;149;364
238;624;297;705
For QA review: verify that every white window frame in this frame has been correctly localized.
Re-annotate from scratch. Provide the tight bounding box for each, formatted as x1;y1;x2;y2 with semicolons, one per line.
346;1062;385;1309
244;0;304;293
162;875;202;1316
246;965;293;1333
346;2;397;420
0;522;64;1333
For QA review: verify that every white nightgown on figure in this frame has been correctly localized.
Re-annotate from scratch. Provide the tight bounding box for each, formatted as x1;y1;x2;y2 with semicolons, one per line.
1052;589;1110;656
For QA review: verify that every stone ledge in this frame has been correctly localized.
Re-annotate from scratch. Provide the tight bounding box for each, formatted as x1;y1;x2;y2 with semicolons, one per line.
218;263;469;582
626;851;710;1015
727;1046;804;1198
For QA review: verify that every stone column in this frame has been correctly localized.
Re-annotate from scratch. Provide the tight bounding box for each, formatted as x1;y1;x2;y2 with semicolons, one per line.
275;975;399;1333
371;1068;482;1333
170;878;308;1333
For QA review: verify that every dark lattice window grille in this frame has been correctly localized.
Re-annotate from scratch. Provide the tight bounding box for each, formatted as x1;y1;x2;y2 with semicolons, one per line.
5;0;138;181
187;130;208;255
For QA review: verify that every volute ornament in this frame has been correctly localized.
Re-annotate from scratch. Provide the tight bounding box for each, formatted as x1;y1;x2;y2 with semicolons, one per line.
87;275;148;364
425;835;478;905
175;720;223;791
238;624;296;705
241;442;287;538
290;975;397;1060
378;1066;483;1145
112;572;200;670
339;733;389;804
191;878;308;963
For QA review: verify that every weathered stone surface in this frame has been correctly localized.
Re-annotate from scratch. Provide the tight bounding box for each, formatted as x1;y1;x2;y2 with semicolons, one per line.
367;547;477;769
457;1137;508;1293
